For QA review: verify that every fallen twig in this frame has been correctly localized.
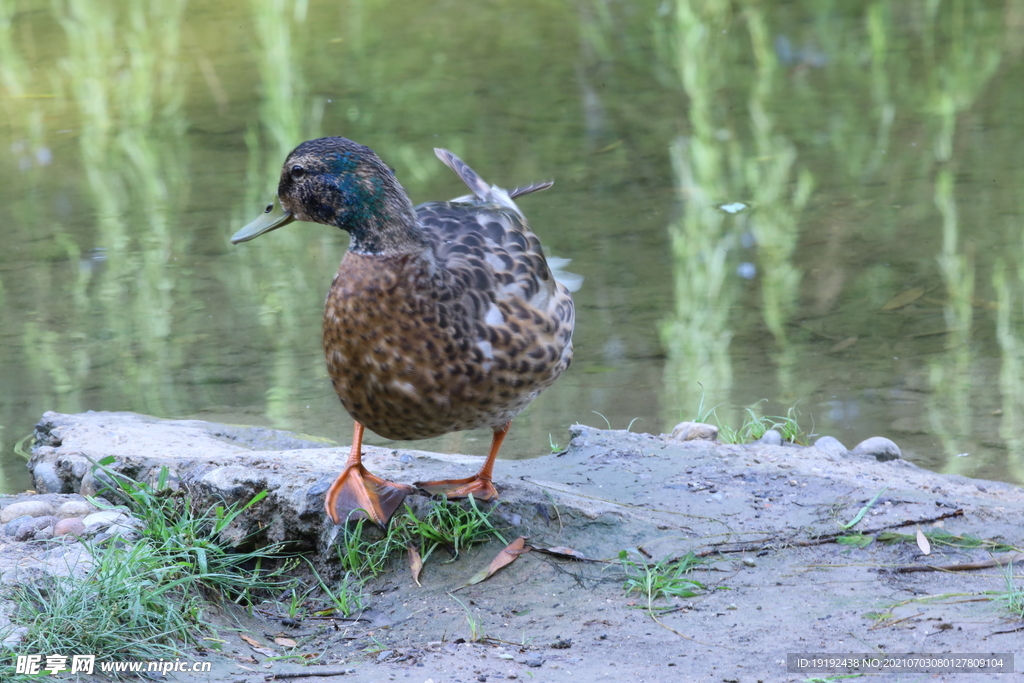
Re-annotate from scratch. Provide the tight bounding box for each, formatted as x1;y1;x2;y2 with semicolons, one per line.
266;667;355;679
695;509;964;557
896;551;1024;574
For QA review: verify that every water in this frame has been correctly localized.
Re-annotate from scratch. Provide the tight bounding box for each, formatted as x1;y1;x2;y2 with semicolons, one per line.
2;0;1023;493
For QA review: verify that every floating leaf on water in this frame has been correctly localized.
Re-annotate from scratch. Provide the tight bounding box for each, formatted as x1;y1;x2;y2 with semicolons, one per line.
881;286;925;310
465;536;529;586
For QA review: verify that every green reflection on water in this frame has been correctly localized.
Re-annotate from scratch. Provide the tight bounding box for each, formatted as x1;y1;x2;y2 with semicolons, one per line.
2;0;1024;495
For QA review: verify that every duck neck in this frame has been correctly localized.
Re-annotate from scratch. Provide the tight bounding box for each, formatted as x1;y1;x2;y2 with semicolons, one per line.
345;197;427;257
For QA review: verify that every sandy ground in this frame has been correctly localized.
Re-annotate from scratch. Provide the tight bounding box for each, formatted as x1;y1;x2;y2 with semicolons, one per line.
6;413;1024;682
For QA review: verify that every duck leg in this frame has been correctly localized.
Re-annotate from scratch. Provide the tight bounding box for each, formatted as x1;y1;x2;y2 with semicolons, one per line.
324;421;416;527
414;421;510;501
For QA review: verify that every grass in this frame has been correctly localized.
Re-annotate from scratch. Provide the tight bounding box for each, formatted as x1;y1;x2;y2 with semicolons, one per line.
995;563;1024;618
694;394;809;445
619;550;708;613
0;458;294;681
449;595;486;642
336;495;506;577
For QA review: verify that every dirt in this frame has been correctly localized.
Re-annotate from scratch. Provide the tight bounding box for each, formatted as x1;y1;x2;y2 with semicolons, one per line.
6;412;1024;682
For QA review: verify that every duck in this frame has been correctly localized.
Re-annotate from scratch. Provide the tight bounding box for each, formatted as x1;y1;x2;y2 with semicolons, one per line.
231;137;575;527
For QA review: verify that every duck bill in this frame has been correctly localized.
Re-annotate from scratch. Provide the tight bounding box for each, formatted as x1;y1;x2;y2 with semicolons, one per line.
231;197;296;244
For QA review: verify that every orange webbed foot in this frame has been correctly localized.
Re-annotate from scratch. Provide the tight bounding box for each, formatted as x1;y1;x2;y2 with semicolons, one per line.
413;475;499;501
325;463;415;527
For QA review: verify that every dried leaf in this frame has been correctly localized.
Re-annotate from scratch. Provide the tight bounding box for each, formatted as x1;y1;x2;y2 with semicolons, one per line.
251;646;277;657
465;536;529;586
882;287;925;311
408;544;423;586
916;527;931;555
528;545;597;561
274;637;297;648
240;634;262;647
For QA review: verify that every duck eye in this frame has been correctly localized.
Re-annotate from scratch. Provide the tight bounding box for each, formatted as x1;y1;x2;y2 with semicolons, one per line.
290;165;306;180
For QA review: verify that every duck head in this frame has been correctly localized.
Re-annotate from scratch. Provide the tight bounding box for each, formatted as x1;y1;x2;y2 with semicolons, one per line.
231;137;423;255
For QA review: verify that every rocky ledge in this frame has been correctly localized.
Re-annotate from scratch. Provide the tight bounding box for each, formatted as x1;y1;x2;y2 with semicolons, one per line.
2;411;1023;681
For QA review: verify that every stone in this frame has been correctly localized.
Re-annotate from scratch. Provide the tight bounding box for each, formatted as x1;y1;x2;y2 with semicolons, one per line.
0;500;56;524
53;517;87;537
668;421;719;442
1;626;28;649
57;500;95;519
756;429;783;446
31;460;66;494
104;523;141;540
852;436;902;462
814;436;848;457
33;528;54;541
4;515;34;537
82;510;130;528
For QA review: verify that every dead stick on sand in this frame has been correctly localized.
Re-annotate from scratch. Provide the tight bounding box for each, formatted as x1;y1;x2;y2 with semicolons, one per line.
695;509;965;558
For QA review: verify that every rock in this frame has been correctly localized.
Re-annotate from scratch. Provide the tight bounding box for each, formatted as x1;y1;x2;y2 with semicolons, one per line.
0;500;56;524
57;500;95;519
525;658;544;668
1;626;29;648
669;421;719;442
104;523;141;540
53;517;87;537
14;524;39;542
31;460;67;494
33;528;54;541
82;510;130;528
814;436;848;457
852;436;902;462
4;515;34;537
756;429;783;446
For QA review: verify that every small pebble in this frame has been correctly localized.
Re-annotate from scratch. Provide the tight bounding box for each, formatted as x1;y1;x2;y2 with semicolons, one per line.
0;500;56;524
814;435;848;457
31;461;65;494
756;429;783;446
669;421;718;442
4;515;34;537
54;517;87;537
852;436;902;462
82;510;130;527
33;528;54;541
57;500;94;519
525;658;544;668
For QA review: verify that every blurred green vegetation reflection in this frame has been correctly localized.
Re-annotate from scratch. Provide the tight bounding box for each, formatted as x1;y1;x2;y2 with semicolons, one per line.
1;0;1023;494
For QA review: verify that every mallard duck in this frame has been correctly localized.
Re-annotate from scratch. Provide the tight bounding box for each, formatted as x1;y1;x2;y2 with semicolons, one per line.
232;137;575;526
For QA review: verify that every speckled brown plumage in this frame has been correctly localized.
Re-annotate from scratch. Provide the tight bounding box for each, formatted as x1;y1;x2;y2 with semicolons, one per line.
232;137;575;527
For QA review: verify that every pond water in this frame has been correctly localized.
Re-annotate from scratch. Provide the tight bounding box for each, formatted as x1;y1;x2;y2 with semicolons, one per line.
2;0;1024;494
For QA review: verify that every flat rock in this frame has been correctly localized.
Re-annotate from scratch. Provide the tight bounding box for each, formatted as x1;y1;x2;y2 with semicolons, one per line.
81;510;131;527
53;517;86;537
7;411;1024;683
56;500;95;519
0;500;55;524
